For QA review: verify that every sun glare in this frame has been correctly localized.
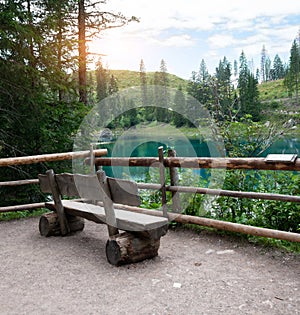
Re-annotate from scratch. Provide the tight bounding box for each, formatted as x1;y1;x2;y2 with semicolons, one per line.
88;31;133;70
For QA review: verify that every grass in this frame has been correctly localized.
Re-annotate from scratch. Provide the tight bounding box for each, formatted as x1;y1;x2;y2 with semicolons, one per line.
0;208;49;221
111;70;187;90
89;69;187;91
258;79;289;102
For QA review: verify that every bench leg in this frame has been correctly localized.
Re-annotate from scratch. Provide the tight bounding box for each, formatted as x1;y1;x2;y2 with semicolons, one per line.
105;231;161;266
39;212;84;237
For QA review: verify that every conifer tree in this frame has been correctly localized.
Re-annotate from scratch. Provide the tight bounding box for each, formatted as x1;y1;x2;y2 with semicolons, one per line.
77;0;138;104
238;51;260;120
154;59;169;122
96;58;109;101
187;59;211;106
108;74;118;94
173;86;186;127
284;40;300;102
139;59;147;106
260;45;267;82
271;54;285;80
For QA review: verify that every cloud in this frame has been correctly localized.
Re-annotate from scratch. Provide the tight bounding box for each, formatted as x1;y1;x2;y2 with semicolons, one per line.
208;34;236;49
95;0;300;78
103;0;300;53
152;34;196;47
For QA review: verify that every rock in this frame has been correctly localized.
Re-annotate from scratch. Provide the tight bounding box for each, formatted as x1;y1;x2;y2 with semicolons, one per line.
99;128;113;142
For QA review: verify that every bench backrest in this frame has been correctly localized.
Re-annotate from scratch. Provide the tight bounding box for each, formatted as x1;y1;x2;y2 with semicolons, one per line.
38;171;141;207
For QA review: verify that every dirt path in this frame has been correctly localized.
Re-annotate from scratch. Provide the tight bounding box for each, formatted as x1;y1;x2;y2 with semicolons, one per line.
0;217;299;315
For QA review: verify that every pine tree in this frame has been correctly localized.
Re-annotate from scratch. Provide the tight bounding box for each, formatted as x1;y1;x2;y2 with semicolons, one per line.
271;54;285;80
77;0;138;104
159;59;169;86
215;57;232;97
260;45;267;82
108;74;118;95
214;57;234;119
139;59;147;85
233;60;238;77
284;40;300;102
40;0;77;102
139;59;147;106
172;86;186;127
238;51;260;120
96;58;108;101
154;59;169;122
238;51;249;114
265;56;271;81
187;59;211;106
246;73;260;121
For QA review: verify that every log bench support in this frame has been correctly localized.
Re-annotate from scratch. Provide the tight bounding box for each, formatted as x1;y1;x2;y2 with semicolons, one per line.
38;168;168;266
39;212;84;237
106;232;160;266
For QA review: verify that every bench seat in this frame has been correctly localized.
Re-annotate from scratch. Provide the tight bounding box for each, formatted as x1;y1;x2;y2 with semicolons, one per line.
45;200;168;232
39;169;169;265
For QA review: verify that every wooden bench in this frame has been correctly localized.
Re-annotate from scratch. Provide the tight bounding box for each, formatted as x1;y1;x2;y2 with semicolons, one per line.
38;169;168;266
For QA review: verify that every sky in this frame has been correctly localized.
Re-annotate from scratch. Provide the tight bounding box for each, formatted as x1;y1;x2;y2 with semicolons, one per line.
89;0;300;79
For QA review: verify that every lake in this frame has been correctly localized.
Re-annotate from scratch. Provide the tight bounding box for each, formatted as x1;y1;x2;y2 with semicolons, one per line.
97;134;300;180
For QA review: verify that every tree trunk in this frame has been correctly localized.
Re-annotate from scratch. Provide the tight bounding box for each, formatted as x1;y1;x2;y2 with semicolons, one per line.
78;0;87;105
106;232;160;266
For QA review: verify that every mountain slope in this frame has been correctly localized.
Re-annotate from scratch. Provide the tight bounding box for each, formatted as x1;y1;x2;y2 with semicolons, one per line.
110;69;187;90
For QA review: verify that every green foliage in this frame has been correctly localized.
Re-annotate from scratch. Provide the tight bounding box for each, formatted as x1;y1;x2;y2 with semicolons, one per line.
271;54;286;80
284;40;300;101
182;115;299;250
107;70;187;90
0;208;49;222
238;52;261;121
209;170;300;233
258;79;289;101
219;115;283;157
0;100;88;206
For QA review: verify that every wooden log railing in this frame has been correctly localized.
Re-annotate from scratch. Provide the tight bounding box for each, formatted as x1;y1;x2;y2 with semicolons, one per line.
92;156;300;171
92;156;300;204
91;154;300;243
1;150;300;243
109;203;300;244
0;149;108;213
135;183;300;203
0;149;107;167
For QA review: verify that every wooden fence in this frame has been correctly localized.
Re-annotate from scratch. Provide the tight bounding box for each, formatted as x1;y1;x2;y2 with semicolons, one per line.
0;148;300;243
0;149;107;212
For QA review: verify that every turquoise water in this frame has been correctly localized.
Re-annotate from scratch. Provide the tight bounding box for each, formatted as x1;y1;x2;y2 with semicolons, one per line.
98;136;300;179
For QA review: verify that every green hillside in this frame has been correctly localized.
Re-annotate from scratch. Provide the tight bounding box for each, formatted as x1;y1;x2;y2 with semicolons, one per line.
96;69;298;115
258;79;289;102
258;79;299;114
110;69;187;90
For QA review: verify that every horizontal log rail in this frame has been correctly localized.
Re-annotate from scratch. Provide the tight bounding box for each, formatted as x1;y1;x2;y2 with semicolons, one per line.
0;202;45;213
0;149;107;167
92;156;300;171
136;183;300;203
109;203;300;243
0;179;39;186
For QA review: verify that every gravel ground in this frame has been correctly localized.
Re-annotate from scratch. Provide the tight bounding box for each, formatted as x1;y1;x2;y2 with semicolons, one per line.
0;217;299;315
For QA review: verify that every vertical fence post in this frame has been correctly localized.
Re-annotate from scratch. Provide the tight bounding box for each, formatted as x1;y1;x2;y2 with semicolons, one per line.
90;143;95;174
168;148;181;213
158;146;168;218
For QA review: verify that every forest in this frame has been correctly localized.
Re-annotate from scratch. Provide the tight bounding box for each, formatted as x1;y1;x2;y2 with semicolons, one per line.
0;1;300;245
